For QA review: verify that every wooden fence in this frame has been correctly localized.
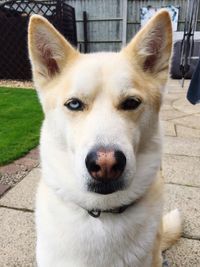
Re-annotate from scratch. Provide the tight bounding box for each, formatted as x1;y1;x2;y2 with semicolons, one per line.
65;0;200;52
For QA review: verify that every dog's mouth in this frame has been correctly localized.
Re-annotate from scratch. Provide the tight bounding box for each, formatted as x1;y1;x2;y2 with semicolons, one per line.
87;179;125;195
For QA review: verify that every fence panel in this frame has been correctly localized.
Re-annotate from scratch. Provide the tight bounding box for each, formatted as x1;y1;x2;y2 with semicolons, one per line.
0;0;77;80
66;0;123;51
66;0;200;52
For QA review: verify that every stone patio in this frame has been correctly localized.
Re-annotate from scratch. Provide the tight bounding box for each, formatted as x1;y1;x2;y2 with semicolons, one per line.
0;79;200;266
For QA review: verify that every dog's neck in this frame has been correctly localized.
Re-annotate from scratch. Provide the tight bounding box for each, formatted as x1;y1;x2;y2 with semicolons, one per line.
87;198;140;218
86;175;162;218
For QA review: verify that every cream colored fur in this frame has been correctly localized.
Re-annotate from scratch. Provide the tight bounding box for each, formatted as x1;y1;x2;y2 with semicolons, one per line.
28;10;181;267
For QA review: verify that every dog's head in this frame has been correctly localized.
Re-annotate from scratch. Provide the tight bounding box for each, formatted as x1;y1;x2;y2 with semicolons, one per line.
28;11;172;210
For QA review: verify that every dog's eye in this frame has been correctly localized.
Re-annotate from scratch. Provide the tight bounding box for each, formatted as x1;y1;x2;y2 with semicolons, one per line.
120;97;142;110
65;98;85;111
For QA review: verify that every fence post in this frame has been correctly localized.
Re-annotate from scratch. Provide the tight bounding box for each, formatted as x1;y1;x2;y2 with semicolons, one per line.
83;11;88;53
122;0;128;46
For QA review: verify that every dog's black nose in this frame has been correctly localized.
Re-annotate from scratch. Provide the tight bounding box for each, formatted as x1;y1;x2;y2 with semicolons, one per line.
85;147;126;182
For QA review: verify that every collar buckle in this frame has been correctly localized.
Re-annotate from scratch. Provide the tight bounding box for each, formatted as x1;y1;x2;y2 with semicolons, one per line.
88;210;101;218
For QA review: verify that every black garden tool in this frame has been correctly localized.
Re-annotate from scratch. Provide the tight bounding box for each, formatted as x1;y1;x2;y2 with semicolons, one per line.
180;0;200;87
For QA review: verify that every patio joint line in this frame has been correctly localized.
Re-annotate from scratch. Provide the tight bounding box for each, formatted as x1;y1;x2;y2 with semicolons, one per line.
174;124;178;137
164;153;200;158
0;205;34;213
174;123;200;131
182;234;200;241
166;111;200;122
165;182;200;189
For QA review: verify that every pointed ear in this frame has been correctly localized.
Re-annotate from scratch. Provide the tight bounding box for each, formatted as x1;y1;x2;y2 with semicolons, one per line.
123;10;172;75
28;15;78;84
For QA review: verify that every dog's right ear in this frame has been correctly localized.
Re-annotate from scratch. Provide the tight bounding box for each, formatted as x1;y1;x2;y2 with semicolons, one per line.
122;10;172;79
28;15;78;85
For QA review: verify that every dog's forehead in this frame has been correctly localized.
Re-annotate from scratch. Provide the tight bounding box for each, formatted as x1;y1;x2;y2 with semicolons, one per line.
66;52;133;95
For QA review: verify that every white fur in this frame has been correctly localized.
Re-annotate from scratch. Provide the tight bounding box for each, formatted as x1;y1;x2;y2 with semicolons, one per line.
28;11;175;267
162;209;182;251
35;42;163;267
36;174;162;267
36;105;163;267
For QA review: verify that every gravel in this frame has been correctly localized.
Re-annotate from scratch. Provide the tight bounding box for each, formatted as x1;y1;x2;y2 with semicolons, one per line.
0;80;34;88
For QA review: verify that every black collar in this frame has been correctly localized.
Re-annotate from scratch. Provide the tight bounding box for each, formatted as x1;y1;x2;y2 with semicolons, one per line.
87;198;140;218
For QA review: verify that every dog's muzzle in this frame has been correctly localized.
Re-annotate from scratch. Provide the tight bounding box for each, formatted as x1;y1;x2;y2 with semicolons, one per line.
85;146;126;194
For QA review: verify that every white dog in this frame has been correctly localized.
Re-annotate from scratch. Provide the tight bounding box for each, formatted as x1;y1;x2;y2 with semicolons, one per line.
28;10;181;267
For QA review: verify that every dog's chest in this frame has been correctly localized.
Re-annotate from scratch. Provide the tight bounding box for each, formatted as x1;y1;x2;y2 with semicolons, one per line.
68;217;154;267
36;189;161;267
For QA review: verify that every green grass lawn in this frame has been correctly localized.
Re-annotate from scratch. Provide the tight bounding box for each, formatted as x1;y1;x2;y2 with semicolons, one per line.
0;87;43;166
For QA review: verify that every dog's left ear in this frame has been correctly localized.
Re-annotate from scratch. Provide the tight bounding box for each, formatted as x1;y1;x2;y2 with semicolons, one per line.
28;15;78;85
123;10;172;76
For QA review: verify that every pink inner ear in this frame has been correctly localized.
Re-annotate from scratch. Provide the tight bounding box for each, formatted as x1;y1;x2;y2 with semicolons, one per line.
143;54;157;71
146;37;162;54
43;48;60;76
143;28;163;71
35;33;60;77
146;25;163;54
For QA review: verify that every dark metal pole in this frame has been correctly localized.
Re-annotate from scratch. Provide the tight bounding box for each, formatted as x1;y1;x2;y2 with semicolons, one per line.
180;0;200;87
56;0;62;30
83;11;88;53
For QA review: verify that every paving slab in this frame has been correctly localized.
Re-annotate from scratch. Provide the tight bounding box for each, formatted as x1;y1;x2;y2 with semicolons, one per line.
161;121;176;136
161;103;174;111
160;109;186;121
163;154;200;187
167;79;190;90
165;238;200;267
0;168;40;210
0;207;36;266
164;184;200;238
171;113;200;130
164;92;185;104
163;136;200;157
167;87;186;93
176;125;200;138
172;97;200;115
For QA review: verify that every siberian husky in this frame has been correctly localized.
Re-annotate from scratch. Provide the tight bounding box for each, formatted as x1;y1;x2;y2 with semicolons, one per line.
28;10;181;267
